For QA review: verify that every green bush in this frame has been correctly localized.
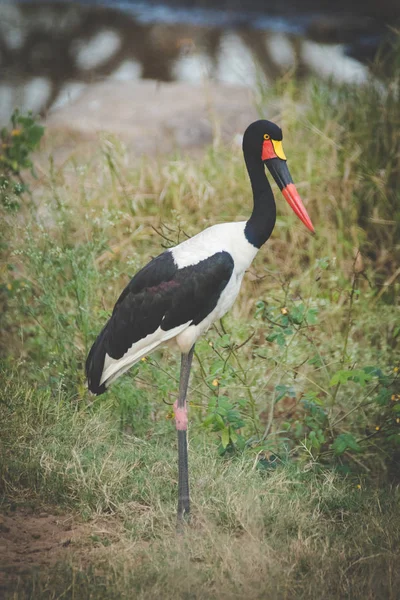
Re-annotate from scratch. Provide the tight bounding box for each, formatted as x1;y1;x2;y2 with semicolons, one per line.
0;109;44;210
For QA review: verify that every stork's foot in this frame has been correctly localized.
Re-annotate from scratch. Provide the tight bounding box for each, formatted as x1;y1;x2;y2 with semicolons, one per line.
177;500;190;528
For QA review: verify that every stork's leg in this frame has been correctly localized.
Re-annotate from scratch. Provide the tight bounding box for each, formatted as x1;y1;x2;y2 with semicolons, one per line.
174;345;195;522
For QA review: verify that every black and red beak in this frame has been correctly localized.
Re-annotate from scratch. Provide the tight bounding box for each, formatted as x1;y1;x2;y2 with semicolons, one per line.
262;138;315;233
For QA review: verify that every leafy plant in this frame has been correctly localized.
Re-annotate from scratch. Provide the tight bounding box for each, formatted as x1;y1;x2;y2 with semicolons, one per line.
203;395;246;455
0;109;44;210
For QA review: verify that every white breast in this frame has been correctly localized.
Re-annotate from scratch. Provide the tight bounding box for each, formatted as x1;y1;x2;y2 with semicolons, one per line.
170;222;258;275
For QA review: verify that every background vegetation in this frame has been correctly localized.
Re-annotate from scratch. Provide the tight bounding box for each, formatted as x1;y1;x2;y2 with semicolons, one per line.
0;37;399;599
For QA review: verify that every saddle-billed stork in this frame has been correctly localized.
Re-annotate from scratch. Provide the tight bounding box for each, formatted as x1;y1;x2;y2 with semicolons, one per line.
86;119;315;522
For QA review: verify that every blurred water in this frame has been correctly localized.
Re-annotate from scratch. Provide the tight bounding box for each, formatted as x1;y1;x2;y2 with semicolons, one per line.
0;0;396;123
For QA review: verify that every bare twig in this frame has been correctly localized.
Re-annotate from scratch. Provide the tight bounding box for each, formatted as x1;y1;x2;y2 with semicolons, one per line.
261;381;280;441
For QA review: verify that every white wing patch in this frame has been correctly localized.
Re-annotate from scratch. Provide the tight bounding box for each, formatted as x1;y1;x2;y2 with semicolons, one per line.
100;322;191;388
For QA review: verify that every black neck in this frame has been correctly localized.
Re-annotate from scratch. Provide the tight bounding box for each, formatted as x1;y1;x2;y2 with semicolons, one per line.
244;156;276;249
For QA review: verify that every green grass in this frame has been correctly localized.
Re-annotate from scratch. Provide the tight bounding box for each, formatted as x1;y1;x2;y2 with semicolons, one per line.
1;38;400;599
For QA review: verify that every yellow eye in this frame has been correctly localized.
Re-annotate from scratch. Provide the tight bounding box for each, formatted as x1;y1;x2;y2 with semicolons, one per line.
264;134;270;140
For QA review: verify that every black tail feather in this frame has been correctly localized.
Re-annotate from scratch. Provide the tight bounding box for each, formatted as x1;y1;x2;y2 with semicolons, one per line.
85;324;109;395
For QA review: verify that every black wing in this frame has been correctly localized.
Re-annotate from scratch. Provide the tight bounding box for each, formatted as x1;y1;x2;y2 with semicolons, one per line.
86;250;234;394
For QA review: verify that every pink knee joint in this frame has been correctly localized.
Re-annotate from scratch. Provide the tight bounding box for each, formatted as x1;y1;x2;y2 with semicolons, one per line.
174;400;188;431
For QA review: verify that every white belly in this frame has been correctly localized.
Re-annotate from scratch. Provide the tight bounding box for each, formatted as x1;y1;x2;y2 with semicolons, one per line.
175;269;245;353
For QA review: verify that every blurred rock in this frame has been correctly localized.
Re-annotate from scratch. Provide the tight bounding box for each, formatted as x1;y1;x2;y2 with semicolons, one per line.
44;80;258;155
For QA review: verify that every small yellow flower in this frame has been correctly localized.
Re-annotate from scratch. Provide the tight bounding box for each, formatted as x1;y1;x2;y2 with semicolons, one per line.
208;341;213;347
6;283;12;290
375;426;380;431
280;307;288;315
141;357;147;362
392;395;396;401
396;418;400;424
212;379;219;387
394;367;399;373
11;128;21;136
356;484;361;489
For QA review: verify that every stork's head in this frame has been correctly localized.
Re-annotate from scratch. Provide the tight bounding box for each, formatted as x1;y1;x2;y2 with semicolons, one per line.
242;120;315;233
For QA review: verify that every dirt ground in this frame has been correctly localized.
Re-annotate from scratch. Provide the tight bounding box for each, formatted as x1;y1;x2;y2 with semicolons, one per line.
0;508;119;596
